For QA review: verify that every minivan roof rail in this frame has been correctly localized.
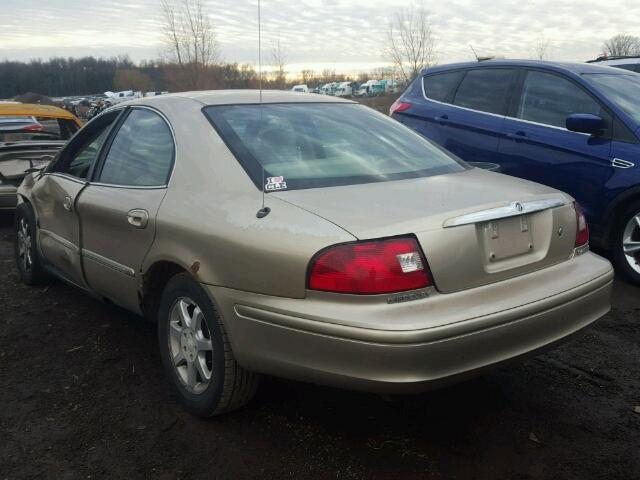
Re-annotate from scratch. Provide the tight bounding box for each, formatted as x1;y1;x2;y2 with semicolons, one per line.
587;55;640;63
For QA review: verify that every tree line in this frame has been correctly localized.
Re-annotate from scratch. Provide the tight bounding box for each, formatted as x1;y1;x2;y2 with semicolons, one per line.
0;56;384;99
1;0;637;100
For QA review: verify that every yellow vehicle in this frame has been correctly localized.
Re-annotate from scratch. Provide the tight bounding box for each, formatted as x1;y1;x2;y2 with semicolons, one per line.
0;103;82;210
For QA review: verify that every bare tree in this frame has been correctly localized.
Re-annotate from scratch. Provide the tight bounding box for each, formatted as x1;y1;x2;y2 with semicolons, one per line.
384;2;436;83
271;39;289;89
160;0;219;88
603;34;640;57
532;38;550;60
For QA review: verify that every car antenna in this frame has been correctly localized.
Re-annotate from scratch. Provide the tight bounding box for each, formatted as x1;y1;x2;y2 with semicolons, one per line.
469;44;479;61
256;0;271;219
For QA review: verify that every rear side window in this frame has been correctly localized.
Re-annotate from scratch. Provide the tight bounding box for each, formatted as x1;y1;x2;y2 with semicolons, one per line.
518;71;604;128
97;109;174;187
422;71;464;102
453;69;515;115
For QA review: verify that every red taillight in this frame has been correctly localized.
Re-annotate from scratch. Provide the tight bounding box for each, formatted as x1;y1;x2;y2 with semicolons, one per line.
574;202;589;247
389;99;412;116
21;123;43;132
308;237;432;294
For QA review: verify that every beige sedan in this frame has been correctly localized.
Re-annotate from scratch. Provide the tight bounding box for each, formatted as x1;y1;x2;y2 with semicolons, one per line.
15;91;613;416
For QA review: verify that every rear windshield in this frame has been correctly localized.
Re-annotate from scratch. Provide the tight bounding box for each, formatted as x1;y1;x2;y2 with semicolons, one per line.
585;73;640;124
204;103;465;190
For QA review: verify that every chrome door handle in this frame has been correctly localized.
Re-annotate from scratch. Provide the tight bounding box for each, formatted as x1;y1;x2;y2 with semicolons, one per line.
127;209;149;229
62;196;73;212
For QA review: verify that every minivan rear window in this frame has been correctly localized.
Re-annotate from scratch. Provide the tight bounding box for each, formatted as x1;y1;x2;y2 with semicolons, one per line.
423;71;464;102
204;103;466;191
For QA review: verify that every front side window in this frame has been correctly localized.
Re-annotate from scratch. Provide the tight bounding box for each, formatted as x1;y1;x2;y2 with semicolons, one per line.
423;70;464;103
453;69;515;115
585;73;640;125
51;117;115;179
518;71;604;128
97;109;174;187
204;103;466;191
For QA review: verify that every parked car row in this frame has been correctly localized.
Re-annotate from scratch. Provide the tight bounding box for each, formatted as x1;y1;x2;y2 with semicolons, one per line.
392;59;640;284
291;79;404;97
13;85;614;417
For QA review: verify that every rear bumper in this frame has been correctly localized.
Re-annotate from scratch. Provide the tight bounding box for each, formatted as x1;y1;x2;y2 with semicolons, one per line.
207;252;613;393
0;184;17;210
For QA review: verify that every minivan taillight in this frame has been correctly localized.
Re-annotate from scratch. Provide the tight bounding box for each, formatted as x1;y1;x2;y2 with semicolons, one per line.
308;237;432;294
574;202;589;248
389;99;412;116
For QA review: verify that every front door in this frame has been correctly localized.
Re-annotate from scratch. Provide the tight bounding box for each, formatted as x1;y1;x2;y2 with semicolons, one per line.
32;114;118;286
77;107;175;313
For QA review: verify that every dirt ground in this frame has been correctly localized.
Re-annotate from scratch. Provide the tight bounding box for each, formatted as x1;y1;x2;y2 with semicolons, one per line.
0;213;639;480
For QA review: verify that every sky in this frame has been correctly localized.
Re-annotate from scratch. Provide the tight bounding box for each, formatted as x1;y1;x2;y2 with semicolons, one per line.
0;0;638;74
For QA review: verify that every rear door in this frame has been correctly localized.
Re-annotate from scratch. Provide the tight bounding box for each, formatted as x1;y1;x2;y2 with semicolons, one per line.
77;107;175;313
32;112;120;286
498;69;614;222
439;68;517;163
399;70;465;145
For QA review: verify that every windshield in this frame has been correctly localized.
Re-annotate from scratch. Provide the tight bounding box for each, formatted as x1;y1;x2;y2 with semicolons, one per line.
204;103;466;190
585;73;640;124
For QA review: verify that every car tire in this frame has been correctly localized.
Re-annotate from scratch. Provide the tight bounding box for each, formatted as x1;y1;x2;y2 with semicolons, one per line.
14;202;49;285
158;273;259;417
611;199;640;285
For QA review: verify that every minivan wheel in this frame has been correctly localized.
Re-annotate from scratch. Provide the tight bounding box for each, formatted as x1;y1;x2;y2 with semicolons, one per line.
14;202;49;285
158;273;259;417
611;200;640;285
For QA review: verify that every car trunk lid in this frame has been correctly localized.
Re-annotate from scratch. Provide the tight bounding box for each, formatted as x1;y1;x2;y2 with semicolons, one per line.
273;168;578;293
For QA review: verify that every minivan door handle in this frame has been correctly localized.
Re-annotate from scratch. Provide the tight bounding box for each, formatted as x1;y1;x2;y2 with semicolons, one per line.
506;131;527;142
434;114;450;125
127;209;149;229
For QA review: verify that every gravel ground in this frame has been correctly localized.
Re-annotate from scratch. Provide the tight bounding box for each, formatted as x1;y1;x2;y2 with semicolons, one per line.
0;213;639;479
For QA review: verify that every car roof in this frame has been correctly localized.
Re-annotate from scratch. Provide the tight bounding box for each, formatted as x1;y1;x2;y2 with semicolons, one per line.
421;59;632;76
130;89;355;107
0;103;82;125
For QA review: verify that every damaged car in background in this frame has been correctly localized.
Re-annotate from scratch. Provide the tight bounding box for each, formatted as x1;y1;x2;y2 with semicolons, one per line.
0;103;81;211
15;91;613;417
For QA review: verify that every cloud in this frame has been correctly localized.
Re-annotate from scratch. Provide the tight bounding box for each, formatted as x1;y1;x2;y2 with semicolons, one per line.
0;0;638;72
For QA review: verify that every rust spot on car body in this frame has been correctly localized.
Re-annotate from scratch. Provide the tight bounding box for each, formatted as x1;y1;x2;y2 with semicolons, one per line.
190;261;200;276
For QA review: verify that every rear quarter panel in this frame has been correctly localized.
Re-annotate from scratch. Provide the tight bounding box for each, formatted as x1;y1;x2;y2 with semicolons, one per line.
141;97;355;299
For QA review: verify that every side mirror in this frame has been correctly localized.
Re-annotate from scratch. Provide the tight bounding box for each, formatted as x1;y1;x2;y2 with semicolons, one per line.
566;114;605;136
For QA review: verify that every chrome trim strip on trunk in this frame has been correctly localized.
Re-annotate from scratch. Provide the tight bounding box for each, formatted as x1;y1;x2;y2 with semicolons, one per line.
82;249;136;277
443;198;566;228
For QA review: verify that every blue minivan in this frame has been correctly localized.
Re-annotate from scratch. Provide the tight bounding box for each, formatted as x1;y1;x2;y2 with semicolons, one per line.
392;60;640;284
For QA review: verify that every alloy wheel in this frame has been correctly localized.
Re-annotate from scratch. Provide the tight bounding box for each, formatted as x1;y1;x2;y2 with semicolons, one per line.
17;218;33;272
168;297;214;394
623;213;640;275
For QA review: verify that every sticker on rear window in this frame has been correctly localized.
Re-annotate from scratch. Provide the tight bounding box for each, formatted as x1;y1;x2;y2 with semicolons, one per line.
265;176;287;191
